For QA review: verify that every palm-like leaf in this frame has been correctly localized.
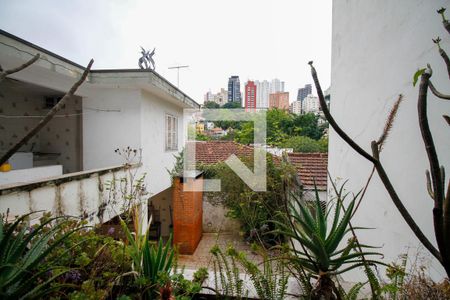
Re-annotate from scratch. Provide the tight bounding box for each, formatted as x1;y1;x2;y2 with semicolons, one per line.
0;212;81;299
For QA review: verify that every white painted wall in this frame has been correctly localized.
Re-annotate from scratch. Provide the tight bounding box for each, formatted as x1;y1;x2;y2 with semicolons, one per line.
82;85;189;198
140;90;184;196
330;0;450;280
82;88;142;170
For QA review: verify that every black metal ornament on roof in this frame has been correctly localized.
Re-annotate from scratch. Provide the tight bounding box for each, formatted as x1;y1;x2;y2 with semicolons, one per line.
138;46;156;70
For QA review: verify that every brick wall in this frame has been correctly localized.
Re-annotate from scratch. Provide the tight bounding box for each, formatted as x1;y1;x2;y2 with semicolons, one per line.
172;175;203;254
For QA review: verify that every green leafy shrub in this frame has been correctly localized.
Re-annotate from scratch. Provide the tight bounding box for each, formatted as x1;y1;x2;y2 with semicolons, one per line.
281;135;328;153
165;271;203;300
39;213;133;298
193;267;209;284
200;155;294;246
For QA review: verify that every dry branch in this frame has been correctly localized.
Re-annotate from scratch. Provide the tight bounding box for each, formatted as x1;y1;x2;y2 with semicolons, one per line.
443;115;450;125
438;48;450;80
0;54;40;83
308;61;376;164
429;80;450;100
0;59;94;166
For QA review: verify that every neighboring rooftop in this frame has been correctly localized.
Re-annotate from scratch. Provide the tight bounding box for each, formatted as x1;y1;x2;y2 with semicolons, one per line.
287;152;328;190
194;141;328;190
195;141;254;165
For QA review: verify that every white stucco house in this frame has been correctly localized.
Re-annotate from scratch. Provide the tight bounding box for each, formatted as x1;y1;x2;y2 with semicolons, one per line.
0;29;200;229
330;0;449;281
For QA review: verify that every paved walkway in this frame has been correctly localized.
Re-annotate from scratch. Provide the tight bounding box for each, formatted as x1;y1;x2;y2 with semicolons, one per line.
176;232;263;271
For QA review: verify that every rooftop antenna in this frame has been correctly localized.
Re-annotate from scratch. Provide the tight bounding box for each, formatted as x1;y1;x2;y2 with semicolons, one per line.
168;65;189;88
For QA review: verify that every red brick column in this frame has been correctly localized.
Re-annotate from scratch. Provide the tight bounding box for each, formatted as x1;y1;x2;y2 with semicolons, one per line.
172;174;203;254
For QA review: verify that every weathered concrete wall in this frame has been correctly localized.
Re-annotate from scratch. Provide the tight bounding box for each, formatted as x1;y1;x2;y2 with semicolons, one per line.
202;194;240;233
0;164;140;224
331;0;450;280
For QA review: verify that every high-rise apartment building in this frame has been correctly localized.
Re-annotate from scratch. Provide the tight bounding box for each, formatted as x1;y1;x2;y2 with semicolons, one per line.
245;81;257;110
254;78;284;108
270;78;285;94
216;88;228;106
203;88;228;106
302;94;320;114
269;92;289;111
255;80;270;108
290;100;302;115
227;76;241;103
204;91;214;103
297;84;312;102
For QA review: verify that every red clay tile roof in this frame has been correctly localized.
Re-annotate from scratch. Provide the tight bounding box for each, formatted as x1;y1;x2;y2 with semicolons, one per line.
194;141;254;165
194;141;328;190
287;152;328;190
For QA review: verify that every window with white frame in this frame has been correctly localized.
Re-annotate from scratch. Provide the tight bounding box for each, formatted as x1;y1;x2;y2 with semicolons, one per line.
165;114;178;151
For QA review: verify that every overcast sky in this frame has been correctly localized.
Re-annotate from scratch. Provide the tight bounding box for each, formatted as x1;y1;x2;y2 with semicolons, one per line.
0;0;332;104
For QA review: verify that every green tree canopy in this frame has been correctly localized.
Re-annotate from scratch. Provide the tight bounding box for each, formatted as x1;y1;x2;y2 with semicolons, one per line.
281;136;328;153
203;101;220;108
221;101;242;109
292;113;324;140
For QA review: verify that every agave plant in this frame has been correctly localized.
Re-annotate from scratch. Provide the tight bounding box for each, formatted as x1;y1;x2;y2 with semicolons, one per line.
0;212;81;299
119;213;174;299
142;236;174;296
276;184;384;300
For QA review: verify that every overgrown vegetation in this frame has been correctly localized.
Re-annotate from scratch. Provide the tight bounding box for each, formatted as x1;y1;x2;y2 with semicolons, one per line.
209;244;289;300
200;154;295;247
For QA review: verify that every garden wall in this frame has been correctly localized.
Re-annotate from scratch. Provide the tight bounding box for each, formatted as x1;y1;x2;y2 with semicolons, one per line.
0;164;141;224
202;194;240;233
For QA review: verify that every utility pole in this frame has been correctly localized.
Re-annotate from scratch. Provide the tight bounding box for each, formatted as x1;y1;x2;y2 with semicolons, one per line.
168;65;189;88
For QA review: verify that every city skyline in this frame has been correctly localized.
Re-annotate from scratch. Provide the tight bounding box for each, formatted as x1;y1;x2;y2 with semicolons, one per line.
205;77;314;107
0;0;331;104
